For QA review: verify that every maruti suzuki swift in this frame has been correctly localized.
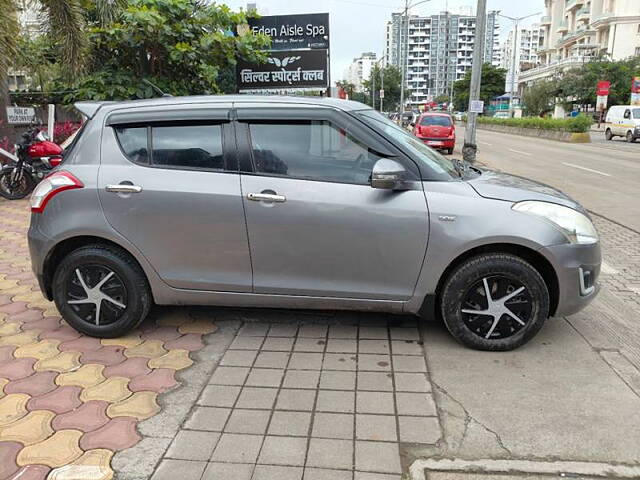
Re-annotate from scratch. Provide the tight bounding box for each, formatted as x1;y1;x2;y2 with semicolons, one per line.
28;96;600;351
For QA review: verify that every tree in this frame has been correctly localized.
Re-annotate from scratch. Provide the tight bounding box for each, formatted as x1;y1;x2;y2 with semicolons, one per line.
522;79;559;117
362;64;405;112
61;0;270;101
453;63;507;112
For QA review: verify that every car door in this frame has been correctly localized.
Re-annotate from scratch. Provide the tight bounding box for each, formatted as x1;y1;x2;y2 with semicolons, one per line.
98;105;252;292
236;106;429;301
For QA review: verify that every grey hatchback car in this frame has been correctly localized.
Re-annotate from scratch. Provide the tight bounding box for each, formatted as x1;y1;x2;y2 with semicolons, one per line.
28;95;600;350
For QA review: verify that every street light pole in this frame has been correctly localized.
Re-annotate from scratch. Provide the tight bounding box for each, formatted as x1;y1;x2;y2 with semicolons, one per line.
462;0;487;163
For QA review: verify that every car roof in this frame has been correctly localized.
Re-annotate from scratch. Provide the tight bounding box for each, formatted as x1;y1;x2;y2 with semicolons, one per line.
75;95;370;118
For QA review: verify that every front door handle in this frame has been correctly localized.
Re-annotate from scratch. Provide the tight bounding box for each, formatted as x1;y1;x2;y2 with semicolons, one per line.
106;184;143;194
247;192;286;203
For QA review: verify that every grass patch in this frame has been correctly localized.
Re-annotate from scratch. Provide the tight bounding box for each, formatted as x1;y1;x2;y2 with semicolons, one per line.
476;114;592;133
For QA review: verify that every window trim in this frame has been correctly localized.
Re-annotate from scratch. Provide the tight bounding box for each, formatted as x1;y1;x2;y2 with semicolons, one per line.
112;120;236;173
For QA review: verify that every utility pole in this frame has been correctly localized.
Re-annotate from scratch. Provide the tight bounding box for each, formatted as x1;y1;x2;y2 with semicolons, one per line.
462;0;487;163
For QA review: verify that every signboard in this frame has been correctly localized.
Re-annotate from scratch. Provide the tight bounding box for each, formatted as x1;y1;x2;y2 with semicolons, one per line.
596;80;610;96
631;77;640;106
596;95;608;110
247;13;329;50
6;106;35;124
379;89;384;99
469;100;484;113
237;49;328;90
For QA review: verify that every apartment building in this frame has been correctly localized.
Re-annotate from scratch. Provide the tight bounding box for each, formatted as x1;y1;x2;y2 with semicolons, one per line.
343;52;377;93
384;9;500;106
519;0;640;88
500;25;543;93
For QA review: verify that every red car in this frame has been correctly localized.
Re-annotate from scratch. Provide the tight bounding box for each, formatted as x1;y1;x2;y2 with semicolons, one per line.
412;112;455;154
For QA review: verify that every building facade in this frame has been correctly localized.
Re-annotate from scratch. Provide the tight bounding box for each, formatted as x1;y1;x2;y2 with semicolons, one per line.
384;9;500;106
519;0;640;88
8;0;42;91
343;52;377;92
500;25;543;93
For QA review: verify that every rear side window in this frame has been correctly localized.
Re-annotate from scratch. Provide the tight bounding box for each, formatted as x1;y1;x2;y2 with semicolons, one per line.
114;123;224;170
420;116;452;126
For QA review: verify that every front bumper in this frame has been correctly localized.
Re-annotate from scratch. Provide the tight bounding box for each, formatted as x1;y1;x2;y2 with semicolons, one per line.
539;241;601;317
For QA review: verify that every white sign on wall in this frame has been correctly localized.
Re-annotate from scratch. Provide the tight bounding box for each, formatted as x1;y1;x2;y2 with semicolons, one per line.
469;100;484;113
6;107;35;124
379;89;384;99
596;95;608;111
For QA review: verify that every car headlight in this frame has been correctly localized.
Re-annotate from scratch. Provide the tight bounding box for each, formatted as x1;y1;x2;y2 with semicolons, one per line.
512;201;598;245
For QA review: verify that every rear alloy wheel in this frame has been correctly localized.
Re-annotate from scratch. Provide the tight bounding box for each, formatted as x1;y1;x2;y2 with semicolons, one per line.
626;131;635;143
605;129;613;141
440;253;549;351
53;245;151;337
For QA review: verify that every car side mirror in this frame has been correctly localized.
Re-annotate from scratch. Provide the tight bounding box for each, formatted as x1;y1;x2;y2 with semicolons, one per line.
371;158;408;190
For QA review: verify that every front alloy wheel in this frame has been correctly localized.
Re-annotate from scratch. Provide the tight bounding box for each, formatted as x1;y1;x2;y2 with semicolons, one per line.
440;253;549;351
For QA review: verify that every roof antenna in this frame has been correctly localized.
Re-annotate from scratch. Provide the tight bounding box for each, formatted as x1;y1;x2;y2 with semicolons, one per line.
143;79;173;97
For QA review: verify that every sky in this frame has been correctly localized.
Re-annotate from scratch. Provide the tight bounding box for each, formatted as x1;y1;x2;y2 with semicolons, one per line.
222;0;545;84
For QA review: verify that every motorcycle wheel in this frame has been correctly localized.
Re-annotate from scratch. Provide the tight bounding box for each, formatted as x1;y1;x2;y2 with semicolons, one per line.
0;170;36;200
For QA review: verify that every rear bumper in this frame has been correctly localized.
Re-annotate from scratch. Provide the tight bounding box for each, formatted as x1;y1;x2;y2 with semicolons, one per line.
539;241;601;317
28;216;53;300
417;137;455;148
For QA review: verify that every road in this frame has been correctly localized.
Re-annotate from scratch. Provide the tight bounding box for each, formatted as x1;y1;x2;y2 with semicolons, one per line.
455;127;640;231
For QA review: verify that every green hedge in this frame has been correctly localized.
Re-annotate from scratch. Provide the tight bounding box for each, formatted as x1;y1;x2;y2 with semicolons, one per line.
476;114;593;133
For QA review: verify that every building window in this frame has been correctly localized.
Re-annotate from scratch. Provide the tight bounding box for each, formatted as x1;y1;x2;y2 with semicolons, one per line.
635;47;640;56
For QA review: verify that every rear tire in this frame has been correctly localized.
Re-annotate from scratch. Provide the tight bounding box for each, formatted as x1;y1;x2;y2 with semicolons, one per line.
626;131;635;143
605;129;613;141
439;253;549;351
52;244;151;338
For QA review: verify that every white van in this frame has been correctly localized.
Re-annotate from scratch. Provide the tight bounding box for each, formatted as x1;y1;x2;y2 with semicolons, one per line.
605;105;640;142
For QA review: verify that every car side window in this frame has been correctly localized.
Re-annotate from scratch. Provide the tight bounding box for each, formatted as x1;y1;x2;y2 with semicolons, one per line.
114;127;149;164
114;123;225;171
247;121;383;185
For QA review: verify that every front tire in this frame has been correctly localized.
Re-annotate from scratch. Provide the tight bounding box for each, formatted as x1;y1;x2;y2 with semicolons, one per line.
605;129;613;141
439;253;549;351
626;131;635;143
52;245;151;338
0;169;35;199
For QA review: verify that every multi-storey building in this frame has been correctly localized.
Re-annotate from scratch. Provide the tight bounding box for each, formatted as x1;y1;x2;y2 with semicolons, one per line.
343;52;377;93
519;0;640;89
384;9;500;106
8;0;42;91
500;25;543;93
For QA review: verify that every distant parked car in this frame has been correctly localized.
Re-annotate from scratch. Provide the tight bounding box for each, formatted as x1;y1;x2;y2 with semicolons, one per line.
412;112;455;154
453;112;464;121
605;105;640;143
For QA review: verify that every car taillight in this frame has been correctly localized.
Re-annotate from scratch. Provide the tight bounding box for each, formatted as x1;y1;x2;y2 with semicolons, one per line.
31;171;83;213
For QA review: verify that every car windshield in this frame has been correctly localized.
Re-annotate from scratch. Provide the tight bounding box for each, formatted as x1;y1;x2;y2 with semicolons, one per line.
356;109;458;180
420;115;452;126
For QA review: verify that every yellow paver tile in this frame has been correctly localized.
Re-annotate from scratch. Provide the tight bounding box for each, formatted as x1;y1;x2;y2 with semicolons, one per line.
0;409;55;445
0;330;40;347
0;377;8;398
0;393;30;426
101;334;142;349
106;391;160;420
80;376;132;403
16;429;83;468
14;339;60;360
12;291;46;304
56;364;105;389
47;448;114;480
35;351;81;373
178;320;217;335
148;349;193;370
123;340;167;359
0;322;21;336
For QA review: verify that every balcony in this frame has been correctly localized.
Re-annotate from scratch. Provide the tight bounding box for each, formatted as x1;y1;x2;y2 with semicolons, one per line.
576;7;590;21
540;15;551;25
591;12;614;28
556;21;568;33
565;0;583;12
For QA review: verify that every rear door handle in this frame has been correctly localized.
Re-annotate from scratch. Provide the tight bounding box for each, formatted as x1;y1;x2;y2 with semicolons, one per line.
106;184;143;194
247;192;286;203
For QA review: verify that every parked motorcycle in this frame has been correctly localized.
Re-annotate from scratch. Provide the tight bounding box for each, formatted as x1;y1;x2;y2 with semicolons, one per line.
0;124;63;200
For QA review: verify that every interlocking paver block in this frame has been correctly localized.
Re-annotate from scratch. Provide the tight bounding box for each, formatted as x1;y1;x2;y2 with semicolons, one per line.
13;340;60;360
4;371;57;396
178;319;217;335
211;433;263;463
355;441;401;474
164;333;204;351
27;386;81;414
0;330;40;347
55;364;105;389
101;334;142;349
80;377;131;403
47;448;114;480
124;340;167;359
16;429;83;468
0;441;22;479
106;391;160;420
0;393;30;426
0;409;54;445
0;357;36;380
306;438;353;469
51;400;110;433
311;412;354;440
102;357;150;378
165;430;220;461
79;417;141;451
0;322;21;336
7;464;52;480
147;349;193;370
34;351;81;373
258;435;307;466
128;368;176;393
